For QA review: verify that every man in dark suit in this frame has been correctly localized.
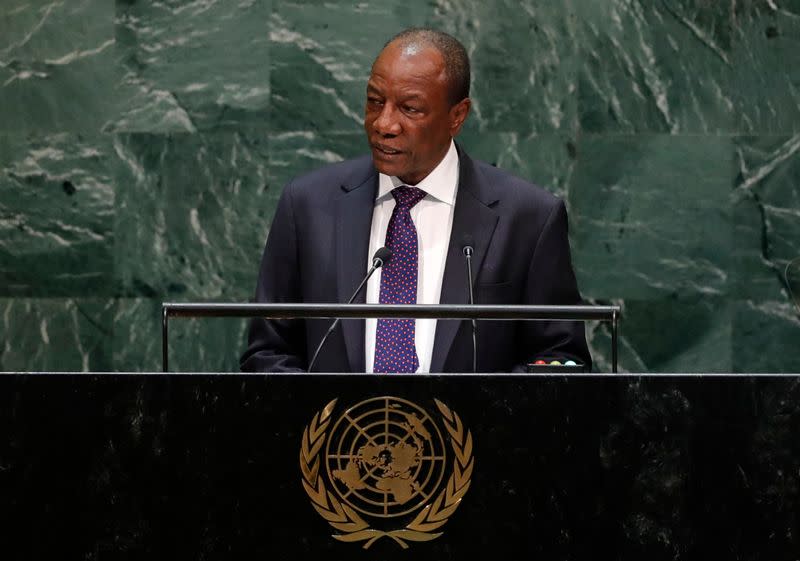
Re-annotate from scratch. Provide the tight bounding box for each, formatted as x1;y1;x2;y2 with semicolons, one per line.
240;28;591;373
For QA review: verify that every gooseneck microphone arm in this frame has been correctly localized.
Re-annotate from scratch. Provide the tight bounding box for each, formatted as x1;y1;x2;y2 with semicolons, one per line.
307;247;393;372
462;242;477;373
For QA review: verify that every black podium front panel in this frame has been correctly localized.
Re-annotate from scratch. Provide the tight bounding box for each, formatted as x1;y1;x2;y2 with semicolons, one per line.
0;373;798;560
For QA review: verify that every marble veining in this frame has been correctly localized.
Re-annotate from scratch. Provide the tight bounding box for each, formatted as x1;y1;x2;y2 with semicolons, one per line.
0;1;798;372
0;373;798;558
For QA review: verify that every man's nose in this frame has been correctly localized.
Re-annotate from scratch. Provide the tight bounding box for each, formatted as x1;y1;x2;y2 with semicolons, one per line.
372;104;401;136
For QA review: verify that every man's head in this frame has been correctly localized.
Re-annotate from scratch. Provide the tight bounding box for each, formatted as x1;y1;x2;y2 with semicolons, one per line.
364;28;471;185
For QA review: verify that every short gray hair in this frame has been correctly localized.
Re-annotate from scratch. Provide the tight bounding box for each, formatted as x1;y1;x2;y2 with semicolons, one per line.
384;28;471;105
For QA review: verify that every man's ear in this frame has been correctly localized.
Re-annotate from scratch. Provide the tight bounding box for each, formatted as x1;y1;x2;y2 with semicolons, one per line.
449;98;471;136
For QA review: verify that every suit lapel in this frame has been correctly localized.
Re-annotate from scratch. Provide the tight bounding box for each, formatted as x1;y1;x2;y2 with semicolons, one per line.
431;152;499;373
336;167;378;373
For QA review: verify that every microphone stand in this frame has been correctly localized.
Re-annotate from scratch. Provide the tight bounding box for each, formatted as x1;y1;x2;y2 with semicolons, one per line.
307;248;391;372
463;245;477;373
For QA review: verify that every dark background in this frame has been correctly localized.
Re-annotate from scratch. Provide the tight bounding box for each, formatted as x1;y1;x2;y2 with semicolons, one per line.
1;373;799;559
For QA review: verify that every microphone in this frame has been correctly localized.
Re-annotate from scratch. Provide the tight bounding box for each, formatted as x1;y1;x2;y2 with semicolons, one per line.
462;236;477;373
307;247;393;372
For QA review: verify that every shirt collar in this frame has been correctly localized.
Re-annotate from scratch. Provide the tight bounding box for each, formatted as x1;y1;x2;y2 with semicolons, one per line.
377;139;459;206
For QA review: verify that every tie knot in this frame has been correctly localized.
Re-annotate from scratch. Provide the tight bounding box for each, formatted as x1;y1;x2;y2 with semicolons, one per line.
392;186;426;209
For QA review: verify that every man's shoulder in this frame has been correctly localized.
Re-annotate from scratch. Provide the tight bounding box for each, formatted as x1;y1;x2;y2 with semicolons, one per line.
465;154;562;210
285;155;375;196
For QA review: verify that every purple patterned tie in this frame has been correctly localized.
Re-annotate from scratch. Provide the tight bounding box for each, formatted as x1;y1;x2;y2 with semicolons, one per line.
374;186;427;373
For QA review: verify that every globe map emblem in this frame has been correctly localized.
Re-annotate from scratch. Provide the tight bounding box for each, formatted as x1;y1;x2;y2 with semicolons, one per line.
325;396;448;518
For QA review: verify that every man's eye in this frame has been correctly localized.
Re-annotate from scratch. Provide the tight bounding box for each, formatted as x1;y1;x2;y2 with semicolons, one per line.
404;106;420;114
368;98;383;106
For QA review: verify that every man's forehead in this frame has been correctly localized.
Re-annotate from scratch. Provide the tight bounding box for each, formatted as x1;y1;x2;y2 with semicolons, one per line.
367;74;445;99
399;42;424;57
374;40;443;68
370;44;446;84
366;80;426;100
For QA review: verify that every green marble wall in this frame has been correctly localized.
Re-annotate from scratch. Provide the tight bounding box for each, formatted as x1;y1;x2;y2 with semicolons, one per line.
1;0;798;373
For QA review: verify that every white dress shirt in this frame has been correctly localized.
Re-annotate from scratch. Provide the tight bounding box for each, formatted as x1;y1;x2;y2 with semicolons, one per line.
365;140;459;373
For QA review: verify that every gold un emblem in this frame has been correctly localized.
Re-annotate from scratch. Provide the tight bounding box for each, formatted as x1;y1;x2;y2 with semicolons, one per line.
299;396;474;549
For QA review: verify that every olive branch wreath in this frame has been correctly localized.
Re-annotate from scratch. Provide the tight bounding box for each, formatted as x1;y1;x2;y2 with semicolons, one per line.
299;398;474;549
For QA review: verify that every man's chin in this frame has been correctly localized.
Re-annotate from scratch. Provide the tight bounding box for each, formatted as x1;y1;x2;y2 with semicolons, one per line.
371;157;405;178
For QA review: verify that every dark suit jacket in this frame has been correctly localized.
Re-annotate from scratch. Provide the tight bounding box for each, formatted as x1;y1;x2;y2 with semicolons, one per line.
240;147;591;373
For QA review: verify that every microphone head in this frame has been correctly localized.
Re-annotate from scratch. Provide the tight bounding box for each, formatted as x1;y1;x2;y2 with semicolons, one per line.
373;246;393;267
461;235;475;257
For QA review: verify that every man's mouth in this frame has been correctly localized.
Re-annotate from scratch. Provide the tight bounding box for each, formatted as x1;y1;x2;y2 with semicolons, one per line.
373;144;403;156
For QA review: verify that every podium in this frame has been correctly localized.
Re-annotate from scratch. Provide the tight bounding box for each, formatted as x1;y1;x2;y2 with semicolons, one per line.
1;372;799;559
